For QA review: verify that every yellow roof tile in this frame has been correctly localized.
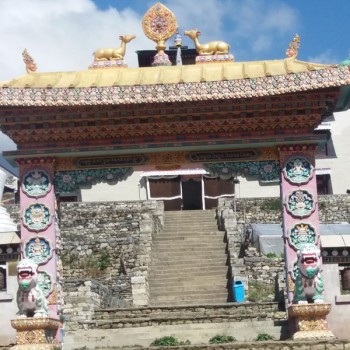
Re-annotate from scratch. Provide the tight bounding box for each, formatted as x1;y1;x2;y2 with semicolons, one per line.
0;59;332;89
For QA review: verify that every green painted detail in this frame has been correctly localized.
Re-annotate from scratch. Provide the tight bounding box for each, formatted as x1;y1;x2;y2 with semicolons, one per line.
339;57;350;66
203;160;280;183
54;168;133;193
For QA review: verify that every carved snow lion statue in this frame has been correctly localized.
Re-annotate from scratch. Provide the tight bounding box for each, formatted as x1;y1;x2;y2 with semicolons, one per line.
293;243;324;304
16;259;49;318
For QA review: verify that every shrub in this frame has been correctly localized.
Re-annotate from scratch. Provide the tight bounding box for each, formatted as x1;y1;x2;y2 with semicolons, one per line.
255;333;275;341
150;336;190;346
209;335;236;344
98;251;110;270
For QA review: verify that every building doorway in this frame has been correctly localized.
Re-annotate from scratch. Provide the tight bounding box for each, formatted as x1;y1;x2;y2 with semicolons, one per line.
182;178;202;210
146;171;235;211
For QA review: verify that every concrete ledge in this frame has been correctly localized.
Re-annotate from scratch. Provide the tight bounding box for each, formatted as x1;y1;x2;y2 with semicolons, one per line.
0;293;13;301
335;294;350;304
67;340;350;350
63;320;288;348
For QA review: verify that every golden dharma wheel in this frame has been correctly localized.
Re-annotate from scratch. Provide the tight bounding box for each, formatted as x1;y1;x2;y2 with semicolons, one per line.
142;2;178;52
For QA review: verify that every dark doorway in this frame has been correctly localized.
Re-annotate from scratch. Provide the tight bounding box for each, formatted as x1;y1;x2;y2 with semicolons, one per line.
182;179;202;210
316;174;333;195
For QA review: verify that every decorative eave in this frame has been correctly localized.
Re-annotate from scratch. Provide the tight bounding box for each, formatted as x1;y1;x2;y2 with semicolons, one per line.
0;61;349;108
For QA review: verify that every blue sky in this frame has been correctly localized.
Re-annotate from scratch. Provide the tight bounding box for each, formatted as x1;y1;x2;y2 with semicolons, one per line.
0;0;349;152
92;0;350;63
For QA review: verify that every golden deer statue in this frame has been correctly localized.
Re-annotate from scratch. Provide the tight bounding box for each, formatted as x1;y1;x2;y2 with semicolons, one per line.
184;29;230;55
93;34;136;61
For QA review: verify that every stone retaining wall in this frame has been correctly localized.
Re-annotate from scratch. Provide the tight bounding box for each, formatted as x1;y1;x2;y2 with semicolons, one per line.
244;253;284;284
60;200;163;308
86;341;350;350
217;199;285;303
234;194;350;224
91;302;284;329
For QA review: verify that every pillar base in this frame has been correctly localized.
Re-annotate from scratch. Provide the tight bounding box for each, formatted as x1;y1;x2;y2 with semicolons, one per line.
11;318;60;350
288;303;335;340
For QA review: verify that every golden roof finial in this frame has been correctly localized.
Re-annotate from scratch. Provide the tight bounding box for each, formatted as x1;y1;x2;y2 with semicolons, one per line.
286;34;301;59
142;2;178;55
22;49;37;74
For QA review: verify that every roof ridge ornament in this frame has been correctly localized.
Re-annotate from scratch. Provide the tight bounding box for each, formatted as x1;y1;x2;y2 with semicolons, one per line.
286;34;301;59
89;34;136;69
22;49;37;74
142;2;178;66
184;29;234;64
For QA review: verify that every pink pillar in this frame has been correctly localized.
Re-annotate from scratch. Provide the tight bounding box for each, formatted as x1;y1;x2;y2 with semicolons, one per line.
17;157;59;319
279;145;321;304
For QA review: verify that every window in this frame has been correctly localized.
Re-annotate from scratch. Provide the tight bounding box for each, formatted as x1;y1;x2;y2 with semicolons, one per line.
316;174;333;195
0;263;6;291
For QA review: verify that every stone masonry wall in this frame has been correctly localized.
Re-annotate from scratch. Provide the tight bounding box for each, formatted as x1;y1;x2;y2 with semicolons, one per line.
217;198;284;303
85;341;350;350
234;194;350;224
218;195;349;304
60;200;164;309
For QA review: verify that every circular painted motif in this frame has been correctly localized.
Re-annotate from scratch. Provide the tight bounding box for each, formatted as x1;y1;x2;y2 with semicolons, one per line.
285;189;316;218
22;169;51;198
288;223;317;250
142;3;177;42
24;236;53;265
151;17;169;34
283;156;313;184
37;271;53;297
23;203;52;232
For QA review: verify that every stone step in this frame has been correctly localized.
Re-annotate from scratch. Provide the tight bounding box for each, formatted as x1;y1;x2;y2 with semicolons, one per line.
163;221;219;226
149;283;228;292
150;260;227;267
153;237;224;243
151;243;225;250
151;251;226;258
149;278;228;288
149;295;229;305
149;209;228;306
150;287;229;296
159;229;221;235
149;267;228;277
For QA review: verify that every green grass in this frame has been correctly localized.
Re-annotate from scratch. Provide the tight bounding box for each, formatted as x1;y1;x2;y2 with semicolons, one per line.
248;281;275;302
209;335;236;344
255;333;275;341
150;336;190;346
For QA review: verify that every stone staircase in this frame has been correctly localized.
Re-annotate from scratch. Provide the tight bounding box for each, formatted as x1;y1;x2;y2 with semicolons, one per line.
149;210;229;306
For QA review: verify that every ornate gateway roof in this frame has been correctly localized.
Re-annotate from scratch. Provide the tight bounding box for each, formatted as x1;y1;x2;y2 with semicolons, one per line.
0;2;349;165
0;59;349;107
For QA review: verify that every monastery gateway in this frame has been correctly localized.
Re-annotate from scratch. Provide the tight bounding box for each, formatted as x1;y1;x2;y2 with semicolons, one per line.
0;2;350;349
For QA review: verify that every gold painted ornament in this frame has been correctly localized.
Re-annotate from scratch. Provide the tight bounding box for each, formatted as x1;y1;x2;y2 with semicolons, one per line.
142;2;178;55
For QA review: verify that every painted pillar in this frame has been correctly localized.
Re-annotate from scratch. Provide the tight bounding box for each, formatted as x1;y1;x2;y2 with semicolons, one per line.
279;145;320;304
17;157;60;319
279;145;335;339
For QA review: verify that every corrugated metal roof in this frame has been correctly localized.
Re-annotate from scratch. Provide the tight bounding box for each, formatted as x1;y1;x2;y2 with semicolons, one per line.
0;232;20;245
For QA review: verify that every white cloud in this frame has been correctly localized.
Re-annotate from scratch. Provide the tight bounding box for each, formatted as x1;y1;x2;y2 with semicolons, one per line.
0;0;153;82
308;49;340;65
227;0;298;55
